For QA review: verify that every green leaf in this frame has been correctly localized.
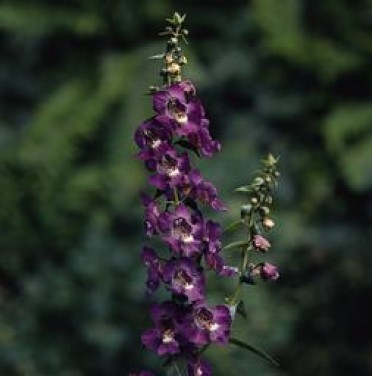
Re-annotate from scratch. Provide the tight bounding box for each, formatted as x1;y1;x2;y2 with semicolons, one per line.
149;54;165;60
235;185;253;193
222;220;245;234
223;240;249;250
229;338;280;367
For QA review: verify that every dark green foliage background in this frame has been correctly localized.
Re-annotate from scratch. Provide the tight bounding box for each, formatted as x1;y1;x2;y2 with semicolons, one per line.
1;0;371;375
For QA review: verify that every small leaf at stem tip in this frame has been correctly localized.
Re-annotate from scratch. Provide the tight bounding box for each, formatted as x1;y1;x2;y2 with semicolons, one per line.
222;220;245;234
223;240;250;250
149;54;165;60
174;12;182;24
263;153;279;166
235;185;253;193
229;338;280;367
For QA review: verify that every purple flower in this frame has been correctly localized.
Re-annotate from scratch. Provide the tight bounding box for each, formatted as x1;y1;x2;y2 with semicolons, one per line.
253;234;271;252
185;304;232;345
141;247;163;294
163;258;205;302
260;263;279;281
187;356;212;376
158;204;203;257
181;170;226;211
202;220;224;273
187;125;221;158
153;82;204;137
135;117;172;151
148;145;191;190
201;220;236;278
152;81;220;158
141;302;183;356
141;193;161;237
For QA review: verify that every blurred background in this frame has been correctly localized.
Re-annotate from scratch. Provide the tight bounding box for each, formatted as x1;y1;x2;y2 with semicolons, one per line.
0;0;372;375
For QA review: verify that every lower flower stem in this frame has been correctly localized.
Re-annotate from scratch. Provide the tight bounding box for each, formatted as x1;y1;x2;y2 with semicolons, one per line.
227;214;254;306
173;187;180;206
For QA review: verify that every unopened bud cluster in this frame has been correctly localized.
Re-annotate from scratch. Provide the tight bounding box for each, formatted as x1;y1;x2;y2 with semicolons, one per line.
157;12;189;86
230;154;280;296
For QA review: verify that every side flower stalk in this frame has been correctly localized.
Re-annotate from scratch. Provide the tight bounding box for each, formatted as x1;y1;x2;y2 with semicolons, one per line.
132;13;280;376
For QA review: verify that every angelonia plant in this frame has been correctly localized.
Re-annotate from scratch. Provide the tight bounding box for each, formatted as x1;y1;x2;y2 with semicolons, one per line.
131;13;280;376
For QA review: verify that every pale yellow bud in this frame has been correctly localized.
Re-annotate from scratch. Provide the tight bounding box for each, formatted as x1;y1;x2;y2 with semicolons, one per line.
164;53;173;64
167;63;181;75
263;217;275;230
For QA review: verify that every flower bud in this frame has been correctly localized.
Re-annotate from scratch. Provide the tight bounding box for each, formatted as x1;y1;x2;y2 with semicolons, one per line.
169;37;178;45
260;263;279;281
167;63;181;75
251;197;258;205
263;217;275;230
240;204;252;218
179;56;188;65
265;196;273;204
254;177;264;186
164;53;173;64
253;234;271;252
260;206;270;215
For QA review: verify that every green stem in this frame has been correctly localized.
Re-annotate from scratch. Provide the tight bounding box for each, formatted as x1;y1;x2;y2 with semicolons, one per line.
173;187;180;206
227;214;254;306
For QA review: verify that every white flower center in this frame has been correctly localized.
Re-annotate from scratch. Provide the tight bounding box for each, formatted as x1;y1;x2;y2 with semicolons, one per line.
159;156;180;177
167;167;180;177
173;218;194;243
152;139;162;148
184;282;194;290
173;112;188;124
162;329;174;344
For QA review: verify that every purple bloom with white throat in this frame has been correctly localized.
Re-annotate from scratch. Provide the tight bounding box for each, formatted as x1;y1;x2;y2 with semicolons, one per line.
148;145;191;190
185;304;232;345
141;247;163;294
163;258;205;302
141;302;184;356
153;82;204;136
135;117;172;151
159;204;203;257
